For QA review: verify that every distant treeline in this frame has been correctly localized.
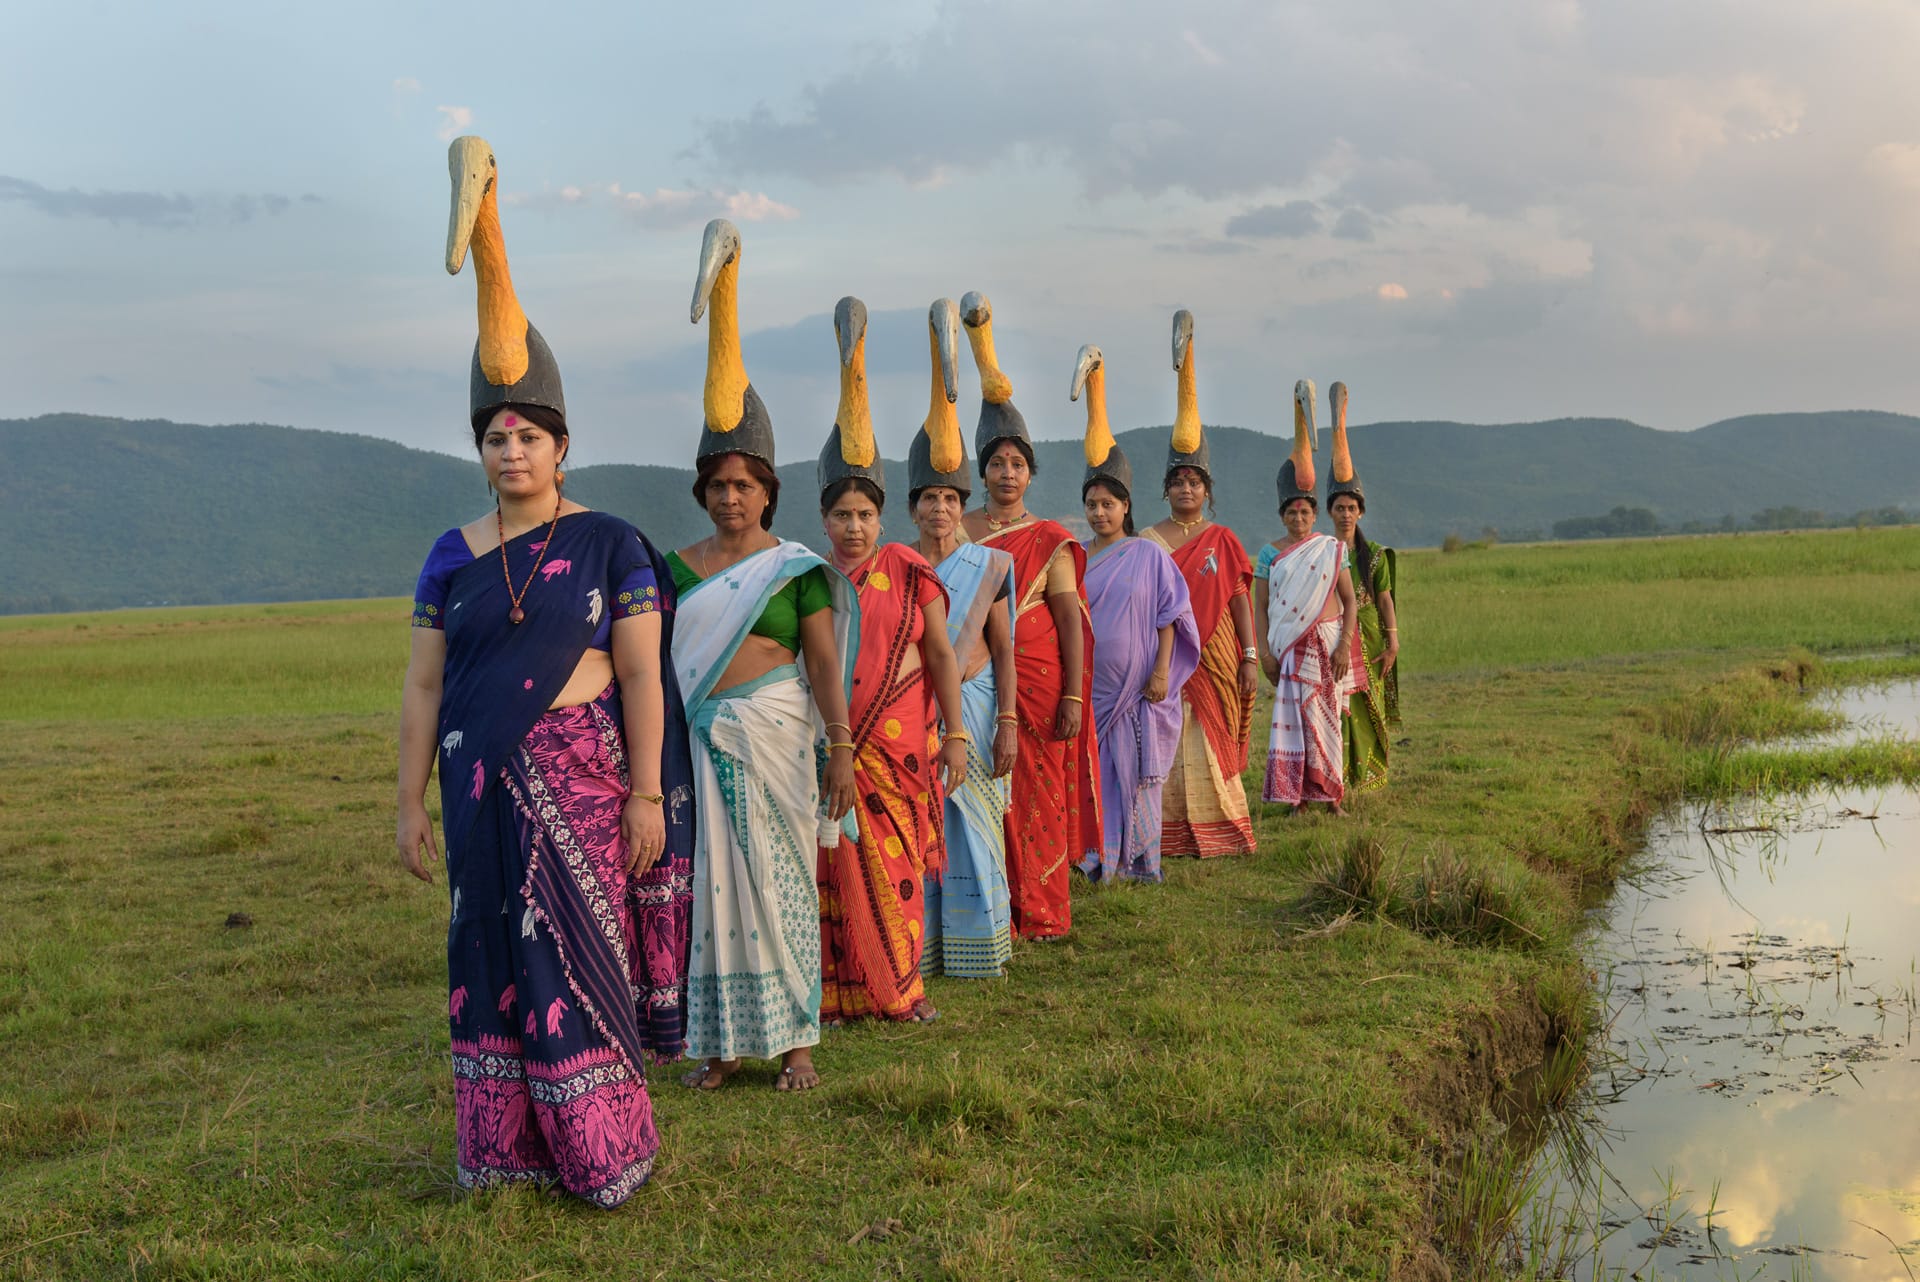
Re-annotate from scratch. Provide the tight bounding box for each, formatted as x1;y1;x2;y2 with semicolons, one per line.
8;410;1920;614
1546;504;1918;542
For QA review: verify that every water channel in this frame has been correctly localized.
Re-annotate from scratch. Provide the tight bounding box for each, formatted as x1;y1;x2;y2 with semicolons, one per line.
1523;681;1920;1278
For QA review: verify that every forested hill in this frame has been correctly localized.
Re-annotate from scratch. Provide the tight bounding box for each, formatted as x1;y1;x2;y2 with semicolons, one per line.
7;410;1920;614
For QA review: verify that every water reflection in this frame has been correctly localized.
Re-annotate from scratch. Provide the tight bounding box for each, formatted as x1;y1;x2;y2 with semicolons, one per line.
1530;787;1920;1277
1798;678;1920;747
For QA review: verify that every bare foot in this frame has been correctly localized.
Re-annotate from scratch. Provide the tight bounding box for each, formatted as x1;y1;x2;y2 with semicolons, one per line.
774;1050;820;1091
909;998;940;1023
680;1058;740;1091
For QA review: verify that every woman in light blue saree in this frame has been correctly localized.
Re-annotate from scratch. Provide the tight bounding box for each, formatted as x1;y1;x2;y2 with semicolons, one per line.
906;298;1018;978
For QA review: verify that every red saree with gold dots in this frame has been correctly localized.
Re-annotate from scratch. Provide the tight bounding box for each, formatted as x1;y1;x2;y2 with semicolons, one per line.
817;544;951;1020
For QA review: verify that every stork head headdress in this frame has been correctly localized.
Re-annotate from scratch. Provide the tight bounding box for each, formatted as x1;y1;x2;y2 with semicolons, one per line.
816;295;887;503
961;290;1032;470
1277;378;1319;510
691;217;776;467
907;297;971;502
446;136;565;432
1324;381;1364;511
1164;308;1211;485
1073;343;1132;496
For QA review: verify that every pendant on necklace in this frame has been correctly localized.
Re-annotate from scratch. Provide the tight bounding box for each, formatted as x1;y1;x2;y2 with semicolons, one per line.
509;607;526;625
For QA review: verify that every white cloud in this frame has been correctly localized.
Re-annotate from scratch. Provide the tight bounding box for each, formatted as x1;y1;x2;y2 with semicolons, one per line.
1867;142;1920;191
503;181;799;227
1376;283;1408;301
1182;29;1226;66
434;105;473;142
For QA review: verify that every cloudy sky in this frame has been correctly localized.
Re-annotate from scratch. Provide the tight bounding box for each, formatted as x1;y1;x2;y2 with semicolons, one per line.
7;0;1920;465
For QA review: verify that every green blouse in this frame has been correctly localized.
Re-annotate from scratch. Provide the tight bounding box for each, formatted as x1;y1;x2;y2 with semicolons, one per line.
665;551;832;653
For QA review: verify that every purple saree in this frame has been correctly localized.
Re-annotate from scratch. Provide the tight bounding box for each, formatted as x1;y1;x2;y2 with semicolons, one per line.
424;511;694;1208
1080;537;1200;883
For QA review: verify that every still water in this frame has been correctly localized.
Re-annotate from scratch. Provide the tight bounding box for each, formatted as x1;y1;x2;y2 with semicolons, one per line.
1529;684;1920;1278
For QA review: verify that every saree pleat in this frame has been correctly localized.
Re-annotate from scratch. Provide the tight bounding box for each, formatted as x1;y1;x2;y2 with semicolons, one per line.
921;543;1015;979
921;664;1013;977
818;545;946;1022
977;521;1100;939
1146;526;1256;858
686;670;827;1059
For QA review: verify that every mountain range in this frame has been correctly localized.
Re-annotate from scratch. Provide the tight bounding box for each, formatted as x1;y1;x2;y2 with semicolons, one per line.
7;410;1919;614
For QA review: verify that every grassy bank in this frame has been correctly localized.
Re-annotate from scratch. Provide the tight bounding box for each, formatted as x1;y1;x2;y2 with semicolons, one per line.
3;526;1918;1280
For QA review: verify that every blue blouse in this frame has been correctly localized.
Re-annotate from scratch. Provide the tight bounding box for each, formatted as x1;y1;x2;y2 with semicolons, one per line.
412;527;658;650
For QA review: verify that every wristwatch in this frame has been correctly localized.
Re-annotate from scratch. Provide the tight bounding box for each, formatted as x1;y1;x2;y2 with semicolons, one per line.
1242;646;1259;662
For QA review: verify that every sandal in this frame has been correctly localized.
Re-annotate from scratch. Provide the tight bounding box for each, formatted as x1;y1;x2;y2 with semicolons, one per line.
774;1059;821;1092
909;999;940;1024
680;1059;739;1091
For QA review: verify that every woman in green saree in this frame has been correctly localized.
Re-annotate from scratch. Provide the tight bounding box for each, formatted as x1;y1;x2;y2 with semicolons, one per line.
1325;383;1399;794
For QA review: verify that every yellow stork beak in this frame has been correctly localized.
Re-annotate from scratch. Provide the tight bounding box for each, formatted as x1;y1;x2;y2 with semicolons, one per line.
691;218;742;325
1070;343;1103;402
932;297;959;405
833;295;875;467
445;136;494;276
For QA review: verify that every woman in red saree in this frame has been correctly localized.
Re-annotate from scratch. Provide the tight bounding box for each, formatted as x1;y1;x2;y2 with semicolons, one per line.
1146;313;1258;856
958;290;1099;939
814;297;968;1021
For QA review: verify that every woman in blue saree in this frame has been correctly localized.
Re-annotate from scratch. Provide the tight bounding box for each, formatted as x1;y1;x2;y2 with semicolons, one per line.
398;143;694;1208
905;298;1019;979
397;405;694;1208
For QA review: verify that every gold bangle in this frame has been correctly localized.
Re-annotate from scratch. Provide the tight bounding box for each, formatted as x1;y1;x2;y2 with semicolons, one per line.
996;712;1018;723
944;729;972;745
828;741;856;753
631;791;664;805
825;721;852;734
1059;694;1083;704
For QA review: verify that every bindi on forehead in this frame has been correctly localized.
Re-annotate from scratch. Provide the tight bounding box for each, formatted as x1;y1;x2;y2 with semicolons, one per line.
503;414;519;427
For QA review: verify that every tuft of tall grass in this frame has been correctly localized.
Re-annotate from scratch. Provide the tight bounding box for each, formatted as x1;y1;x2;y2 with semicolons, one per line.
1397;849;1557;951
1435;1134;1548;1275
1304;833;1392;917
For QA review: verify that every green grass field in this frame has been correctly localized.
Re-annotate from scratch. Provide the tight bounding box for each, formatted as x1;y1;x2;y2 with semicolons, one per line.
3;527;1918;1280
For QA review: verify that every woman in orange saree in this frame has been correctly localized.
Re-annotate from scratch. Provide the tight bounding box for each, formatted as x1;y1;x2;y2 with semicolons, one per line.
1145;312;1260;857
814;297;968;1021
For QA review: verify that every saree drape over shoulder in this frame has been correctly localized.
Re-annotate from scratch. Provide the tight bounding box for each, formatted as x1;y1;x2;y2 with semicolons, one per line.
431;512;695;1208
1258;533;1346;808
1081;538;1200;883
1146;525;1257;857
671;541;857;1062
920;541;1015;979
1343;543;1399;793
976;519;1100;939
817;544;950;1021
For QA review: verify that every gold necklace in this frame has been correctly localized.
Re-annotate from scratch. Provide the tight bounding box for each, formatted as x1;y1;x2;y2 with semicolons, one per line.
1169;514;1207;536
985;508;1031;531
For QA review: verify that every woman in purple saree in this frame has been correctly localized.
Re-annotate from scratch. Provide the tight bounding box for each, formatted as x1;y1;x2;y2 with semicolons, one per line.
1073;350;1200;883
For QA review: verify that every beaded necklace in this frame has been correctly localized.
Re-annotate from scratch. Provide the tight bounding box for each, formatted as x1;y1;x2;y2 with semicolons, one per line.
498;496;563;624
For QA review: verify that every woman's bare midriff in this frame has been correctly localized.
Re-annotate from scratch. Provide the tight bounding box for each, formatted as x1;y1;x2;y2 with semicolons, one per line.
960;649;989;684
713;633;799;694
551;649;616;709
